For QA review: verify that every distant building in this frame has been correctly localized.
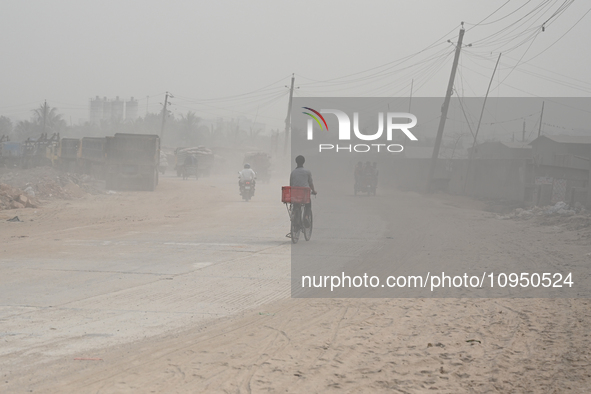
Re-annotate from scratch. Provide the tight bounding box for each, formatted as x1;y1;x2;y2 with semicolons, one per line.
401;145;457;160
111;96;124;123
529;135;591;206
468;140;532;160
530;135;591;170
89;96;139;124
102;97;111;122
125;97;138;121
89;96;103;125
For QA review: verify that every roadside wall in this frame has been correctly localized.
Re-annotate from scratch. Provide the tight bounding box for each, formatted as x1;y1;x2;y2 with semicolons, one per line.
381;158;531;202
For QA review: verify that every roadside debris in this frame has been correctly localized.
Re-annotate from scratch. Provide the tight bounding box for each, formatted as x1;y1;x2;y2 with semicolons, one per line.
495;201;591;234
0;184;38;210
0;166;103;210
7;216;21;222
497;201;582;220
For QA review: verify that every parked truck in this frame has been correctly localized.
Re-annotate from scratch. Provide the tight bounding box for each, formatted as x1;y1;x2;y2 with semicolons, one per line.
1;140;22;168
58;138;81;172
105;133;160;191
80;137;106;179
22;133;59;169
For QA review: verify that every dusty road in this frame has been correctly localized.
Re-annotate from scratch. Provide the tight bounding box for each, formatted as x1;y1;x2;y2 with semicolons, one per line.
1;172;591;393
1;174;291;382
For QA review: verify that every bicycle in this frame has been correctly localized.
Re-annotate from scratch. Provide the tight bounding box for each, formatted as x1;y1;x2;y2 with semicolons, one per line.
282;186;315;244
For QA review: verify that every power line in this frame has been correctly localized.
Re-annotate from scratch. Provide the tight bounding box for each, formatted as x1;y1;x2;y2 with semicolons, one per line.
522;5;591;63
464;51;591;94
174;74;292;103
465;0;514;29
458;61;591;115
296;24;461;87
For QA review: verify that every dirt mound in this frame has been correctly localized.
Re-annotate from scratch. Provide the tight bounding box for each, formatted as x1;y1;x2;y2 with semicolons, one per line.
0;183;38;210
0;166;102;209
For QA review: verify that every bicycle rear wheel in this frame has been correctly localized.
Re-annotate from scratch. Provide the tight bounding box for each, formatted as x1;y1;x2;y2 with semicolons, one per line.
291;205;301;244
303;208;313;241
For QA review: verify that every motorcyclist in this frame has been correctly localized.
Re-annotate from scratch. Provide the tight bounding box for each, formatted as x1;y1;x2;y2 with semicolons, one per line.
354;161;363;188
371;162;378;192
238;163;257;195
290;155;316;227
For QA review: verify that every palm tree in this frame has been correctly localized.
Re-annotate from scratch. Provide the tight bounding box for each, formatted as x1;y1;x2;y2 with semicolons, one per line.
32;103;66;133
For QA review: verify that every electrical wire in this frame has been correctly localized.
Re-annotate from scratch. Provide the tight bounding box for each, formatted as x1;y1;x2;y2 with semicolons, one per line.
295;24;461;87
464;51;591;94
465;1;533;28
173;74;292;103
458;60;591;115
522;5;591;64
465;0;514;29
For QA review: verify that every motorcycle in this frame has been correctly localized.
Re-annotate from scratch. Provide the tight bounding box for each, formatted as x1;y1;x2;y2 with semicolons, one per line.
240;180;255;201
354;174;376;196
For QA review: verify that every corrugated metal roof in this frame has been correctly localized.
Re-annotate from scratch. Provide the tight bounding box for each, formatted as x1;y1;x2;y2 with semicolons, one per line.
401;146;457;159
471;141;531;150
531;135;591;144
499;141;532;149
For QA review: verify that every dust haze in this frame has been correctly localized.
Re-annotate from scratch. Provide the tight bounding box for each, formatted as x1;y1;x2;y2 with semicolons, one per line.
2;1;591;393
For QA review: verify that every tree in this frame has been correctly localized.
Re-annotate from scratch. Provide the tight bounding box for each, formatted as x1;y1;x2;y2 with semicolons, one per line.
179;111;201;146
14;120;37;140
32;103;67;134
0;116;13;136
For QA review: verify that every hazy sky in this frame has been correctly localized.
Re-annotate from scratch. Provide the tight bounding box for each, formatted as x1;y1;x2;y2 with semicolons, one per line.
2;0;590;129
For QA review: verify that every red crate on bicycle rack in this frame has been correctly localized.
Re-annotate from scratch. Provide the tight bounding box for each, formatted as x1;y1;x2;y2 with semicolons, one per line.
282;186;311;204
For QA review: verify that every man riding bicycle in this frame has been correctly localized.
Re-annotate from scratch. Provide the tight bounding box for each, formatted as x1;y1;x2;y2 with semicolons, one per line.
290;155;316;227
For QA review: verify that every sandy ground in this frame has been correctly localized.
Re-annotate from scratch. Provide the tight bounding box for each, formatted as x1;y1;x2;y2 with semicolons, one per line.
1;171;591;393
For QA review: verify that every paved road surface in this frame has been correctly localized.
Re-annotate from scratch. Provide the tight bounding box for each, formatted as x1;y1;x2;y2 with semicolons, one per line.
1;174;291;369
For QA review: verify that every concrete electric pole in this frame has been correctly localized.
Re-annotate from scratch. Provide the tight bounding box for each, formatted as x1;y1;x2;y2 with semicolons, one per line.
537;101;545;138
283;74;295;156
427;24;465;193
160;92;173;141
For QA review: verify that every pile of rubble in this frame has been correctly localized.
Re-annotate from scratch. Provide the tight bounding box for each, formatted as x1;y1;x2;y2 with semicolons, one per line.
498;201;583;221
495;201;591;232
0;166;102;211
0;183;38;210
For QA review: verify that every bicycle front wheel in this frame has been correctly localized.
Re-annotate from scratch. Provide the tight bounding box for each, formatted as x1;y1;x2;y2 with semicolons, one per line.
303;208;313;241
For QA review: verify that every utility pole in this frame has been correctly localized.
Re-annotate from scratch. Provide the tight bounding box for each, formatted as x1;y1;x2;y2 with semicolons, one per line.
283;74;295;156
408;79;414;113
463;52;501;194
537;101;545;138
427;24;465;192
146;96;149;116
160;92;172;141
522;120;526;142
